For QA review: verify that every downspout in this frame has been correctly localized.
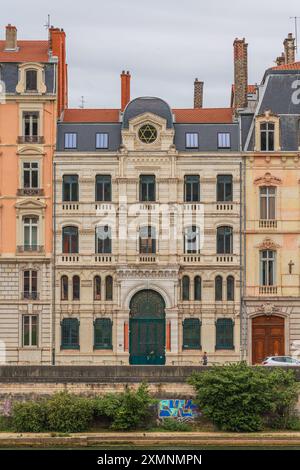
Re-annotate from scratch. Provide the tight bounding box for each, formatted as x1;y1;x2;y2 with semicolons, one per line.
52;161;56;365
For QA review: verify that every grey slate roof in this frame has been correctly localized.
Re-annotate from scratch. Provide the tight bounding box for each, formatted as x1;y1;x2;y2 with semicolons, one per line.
122;97;174;129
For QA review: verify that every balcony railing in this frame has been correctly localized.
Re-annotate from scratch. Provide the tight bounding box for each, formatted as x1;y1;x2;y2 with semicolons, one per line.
182;254;201;263
216;202;234;211
259;219;277;229
94;254;115;263
17;136;45;144
62;203;79;211
138;255;157;263
17;188;44;197
259;285;278;295
21;292;39;301
17;245;44;253
216;254;235;263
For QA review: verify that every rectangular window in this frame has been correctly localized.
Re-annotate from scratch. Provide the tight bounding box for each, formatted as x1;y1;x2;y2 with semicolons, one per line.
94;318;112;349
25;70;37;91
64;133;77;149
260;250;276;286
139;175;156;202
23;112;39;141
185;133;199;149
95;226;112;254
63;175;79;202
23;270;38;300
217;175;233;202
23;217;38;250
61;318;80;349
182;318;201;349
95;175;112;201
218;133;231;149
23;162;39;189
184;175;200;202
96;133;109;149
216;318;234;350
23;315;38;347
260;187;276;219
260;122;275;151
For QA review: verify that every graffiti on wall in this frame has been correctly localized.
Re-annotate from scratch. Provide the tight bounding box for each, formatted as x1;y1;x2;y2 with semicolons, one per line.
158;399;200;421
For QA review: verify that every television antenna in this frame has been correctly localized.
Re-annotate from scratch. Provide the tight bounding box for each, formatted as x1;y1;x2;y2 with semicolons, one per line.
44;14;51;31
290;16;300;54
79;96;86;109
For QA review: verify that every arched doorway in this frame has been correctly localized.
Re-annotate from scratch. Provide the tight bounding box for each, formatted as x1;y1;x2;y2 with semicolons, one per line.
252;315;285;364
129;289;166;365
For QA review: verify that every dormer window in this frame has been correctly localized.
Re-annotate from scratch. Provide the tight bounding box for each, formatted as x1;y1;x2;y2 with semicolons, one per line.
25;69;37;92
260;122;275;151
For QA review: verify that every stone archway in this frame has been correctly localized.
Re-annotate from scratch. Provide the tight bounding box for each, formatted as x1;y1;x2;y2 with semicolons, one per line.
252;315;285;364
129;289;166;365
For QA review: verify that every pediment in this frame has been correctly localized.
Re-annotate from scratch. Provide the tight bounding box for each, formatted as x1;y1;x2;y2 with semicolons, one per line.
128;112;167;131
17;146;45;156
15;198;46;210
254;172;282;186
256;237;280;250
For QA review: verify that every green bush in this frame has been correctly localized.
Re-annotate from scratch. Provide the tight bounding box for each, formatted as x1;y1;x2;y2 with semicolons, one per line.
12;401;47;432
93;383;154;431
0;415;13;432
159;418;192;432
46;392;93;433
188;362;298;432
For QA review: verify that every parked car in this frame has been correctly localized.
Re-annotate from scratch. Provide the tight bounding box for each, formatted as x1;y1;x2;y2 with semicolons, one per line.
262;356;300;366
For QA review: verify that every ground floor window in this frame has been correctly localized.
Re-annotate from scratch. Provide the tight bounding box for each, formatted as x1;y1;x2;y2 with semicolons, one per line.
182;318;201;349
216;318;234;350
22;315;38;347
94;318;112;349
61;318;79;349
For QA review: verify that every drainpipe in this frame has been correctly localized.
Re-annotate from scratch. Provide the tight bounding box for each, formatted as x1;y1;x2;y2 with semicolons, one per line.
52;161;56;365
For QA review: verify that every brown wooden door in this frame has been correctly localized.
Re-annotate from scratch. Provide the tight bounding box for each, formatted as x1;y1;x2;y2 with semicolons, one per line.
252;315;284;364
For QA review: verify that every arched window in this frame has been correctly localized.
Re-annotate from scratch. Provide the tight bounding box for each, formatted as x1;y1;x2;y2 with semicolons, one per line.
25;69;37;91
215;276;223;301
194;276;201;301
139;226;156;254
72;275;80;301
182;275;190;301
217;226;233;254
227;276;234;301
94;276;101;301
105;275;113;301
61;275;68;301
95;225;112;254
184;226;200;253
62;226;78;253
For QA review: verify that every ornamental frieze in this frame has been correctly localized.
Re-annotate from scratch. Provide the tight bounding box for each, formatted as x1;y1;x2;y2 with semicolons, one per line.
254;172;282;186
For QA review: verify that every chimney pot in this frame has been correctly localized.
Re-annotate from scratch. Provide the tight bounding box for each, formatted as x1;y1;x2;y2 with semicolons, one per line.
5;24;17;51
194;79;204;108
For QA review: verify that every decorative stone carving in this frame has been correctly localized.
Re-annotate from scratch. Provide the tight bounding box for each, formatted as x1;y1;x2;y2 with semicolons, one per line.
254;172;282;186
256;303;282;316
256;237;280;250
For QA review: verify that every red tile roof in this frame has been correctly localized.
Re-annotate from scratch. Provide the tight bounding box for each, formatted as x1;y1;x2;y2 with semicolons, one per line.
173;108;233;123
63;109;120;123
0;40;49;62
271;61;300;70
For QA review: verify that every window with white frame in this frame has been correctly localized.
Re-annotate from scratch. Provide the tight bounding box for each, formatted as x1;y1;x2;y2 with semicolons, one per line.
218;132;231;149
96;133;109;149
185;133;199;149
260;250;276;286
22;315;38;346
23;270;38;300
64;133;77;149
260;122;275;151
260;186;276;220
23;216;38;250
23;112;39;141
23;162;39;189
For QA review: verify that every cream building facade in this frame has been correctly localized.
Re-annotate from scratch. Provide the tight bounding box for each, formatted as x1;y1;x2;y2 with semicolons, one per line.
54;96;243;365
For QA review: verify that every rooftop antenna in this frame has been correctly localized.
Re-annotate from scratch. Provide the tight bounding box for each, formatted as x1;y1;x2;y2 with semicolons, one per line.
44;14;51;31
79;96;86;109
290;16;300;55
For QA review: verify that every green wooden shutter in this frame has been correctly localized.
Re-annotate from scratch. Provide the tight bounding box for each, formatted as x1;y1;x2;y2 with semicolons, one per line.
61;318;79;349
182;318;201;349
94;318;112;349
216;318;234;350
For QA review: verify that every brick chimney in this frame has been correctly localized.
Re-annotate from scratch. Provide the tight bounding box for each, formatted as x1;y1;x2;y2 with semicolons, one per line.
121;70;131;111
49;27;68;117
5;24;17;51
233;38;248;110
284;33;295;64
275;52;285;67
194;78;204;108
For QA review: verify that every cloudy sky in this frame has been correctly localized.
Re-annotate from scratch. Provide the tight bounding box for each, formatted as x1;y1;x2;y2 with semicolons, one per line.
2;0;300;108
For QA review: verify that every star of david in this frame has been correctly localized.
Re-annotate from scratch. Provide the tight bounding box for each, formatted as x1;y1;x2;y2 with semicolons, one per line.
138;124;157;144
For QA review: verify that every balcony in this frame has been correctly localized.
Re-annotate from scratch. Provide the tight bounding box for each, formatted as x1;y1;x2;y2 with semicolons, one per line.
17;136;45;144
259;219;277;229
181;254;201;263
216;254;235;263
17;245;44;253
216;202;234;212
138;255;157;263
94;254;116;263
259;286;278;295
21;292;39;301
61;254;80;262
17;188;44;197
62;202;79;211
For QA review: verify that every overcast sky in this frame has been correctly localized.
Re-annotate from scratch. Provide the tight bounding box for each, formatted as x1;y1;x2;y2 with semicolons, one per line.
2;0;300;108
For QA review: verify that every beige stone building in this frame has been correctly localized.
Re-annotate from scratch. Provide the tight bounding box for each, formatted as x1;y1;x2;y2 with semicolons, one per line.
53;81;243;365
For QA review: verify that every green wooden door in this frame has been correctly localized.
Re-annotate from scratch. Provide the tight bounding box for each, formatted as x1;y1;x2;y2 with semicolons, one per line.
129;290;166;365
